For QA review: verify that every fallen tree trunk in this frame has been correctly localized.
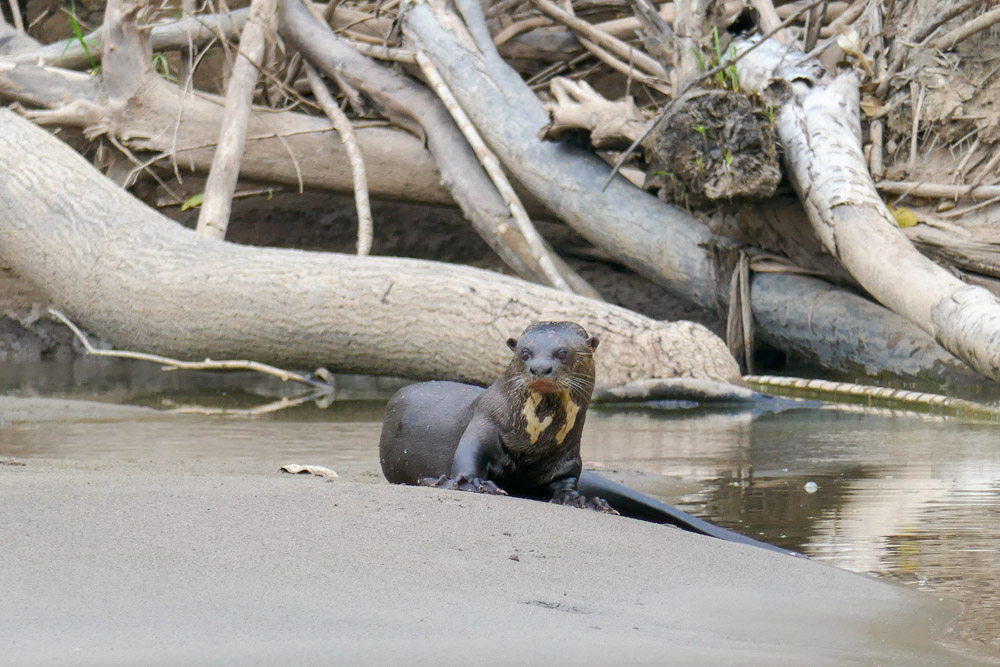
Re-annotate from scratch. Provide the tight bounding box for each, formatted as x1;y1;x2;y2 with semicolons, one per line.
749;273;977;381
735;36;1000;381
0;108;741;388
2;7;592;294
1;3;985;385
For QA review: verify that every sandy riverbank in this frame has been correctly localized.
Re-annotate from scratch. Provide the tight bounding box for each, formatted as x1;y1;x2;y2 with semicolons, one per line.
0;466;977;665
0;395;985;665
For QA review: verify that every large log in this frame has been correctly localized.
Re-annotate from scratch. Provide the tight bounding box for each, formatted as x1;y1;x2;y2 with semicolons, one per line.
0;108;741;388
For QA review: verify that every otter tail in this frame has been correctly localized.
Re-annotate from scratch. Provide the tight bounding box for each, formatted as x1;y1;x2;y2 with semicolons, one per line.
578;471;802;557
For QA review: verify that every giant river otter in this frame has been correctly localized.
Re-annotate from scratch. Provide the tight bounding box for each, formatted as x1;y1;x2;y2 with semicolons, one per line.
379;321;795;556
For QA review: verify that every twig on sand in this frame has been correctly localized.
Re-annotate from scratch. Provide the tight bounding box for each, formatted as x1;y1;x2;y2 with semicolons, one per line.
166;390;333;416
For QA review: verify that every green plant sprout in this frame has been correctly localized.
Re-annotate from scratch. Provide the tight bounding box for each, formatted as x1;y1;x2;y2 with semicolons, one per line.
60;0;98;72
152;53;176;82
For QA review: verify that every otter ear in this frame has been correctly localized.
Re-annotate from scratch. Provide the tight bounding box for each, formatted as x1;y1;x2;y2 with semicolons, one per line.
506;337;518;351
587;335;600;351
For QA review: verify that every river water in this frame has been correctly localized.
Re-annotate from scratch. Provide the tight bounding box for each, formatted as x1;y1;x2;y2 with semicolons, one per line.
2;358;998;662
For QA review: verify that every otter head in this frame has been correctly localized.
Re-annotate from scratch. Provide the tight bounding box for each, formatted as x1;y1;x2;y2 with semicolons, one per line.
506;321;600;396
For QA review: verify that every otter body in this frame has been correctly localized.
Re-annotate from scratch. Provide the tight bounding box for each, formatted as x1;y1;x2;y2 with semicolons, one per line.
380;321;607;507
379;321;797;556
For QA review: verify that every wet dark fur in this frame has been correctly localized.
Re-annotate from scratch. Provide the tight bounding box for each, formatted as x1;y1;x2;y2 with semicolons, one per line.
379;321;602;502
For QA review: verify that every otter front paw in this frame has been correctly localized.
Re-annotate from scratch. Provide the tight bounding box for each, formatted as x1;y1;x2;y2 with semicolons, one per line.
417;474;508;495
550;490;619;514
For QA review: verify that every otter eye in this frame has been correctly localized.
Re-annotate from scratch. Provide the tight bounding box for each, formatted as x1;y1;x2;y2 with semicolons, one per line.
554;348;568;361
520;348;532;362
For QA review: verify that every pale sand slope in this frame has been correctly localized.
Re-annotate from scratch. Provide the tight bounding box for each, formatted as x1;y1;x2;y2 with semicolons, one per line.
0;456;980;667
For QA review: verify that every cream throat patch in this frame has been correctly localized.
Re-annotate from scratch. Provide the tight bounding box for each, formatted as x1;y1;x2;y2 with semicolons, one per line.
522;390;580;445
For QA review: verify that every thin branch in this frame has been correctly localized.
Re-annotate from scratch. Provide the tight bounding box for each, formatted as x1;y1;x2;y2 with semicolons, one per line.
196;0;279;240
168;390;333;416
49;308;334;391
415;50;575;294
876;181;1000;200
908;82;924;175
935;5;1000;51
796;0;866;63
939;193;1000;219
6;0;25;32
750;0;790;44
578;33;670;95
347;40;417;63
875;0;986;97
304;61;373;256
527;0;668;80
493;16;551;47
4;8;250;68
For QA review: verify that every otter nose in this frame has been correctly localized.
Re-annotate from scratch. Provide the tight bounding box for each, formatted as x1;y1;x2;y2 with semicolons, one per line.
528;361;554;378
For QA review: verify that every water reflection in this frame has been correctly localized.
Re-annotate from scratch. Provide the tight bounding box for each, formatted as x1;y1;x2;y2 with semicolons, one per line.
2;360;999;660
584;409;1000;660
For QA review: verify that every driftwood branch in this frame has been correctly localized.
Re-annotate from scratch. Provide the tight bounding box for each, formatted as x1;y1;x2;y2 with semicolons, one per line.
0;59;450;204
279;0;599;297
402;0;978;383
735;36;1000;380
528;0;667;80
5;0;24;32
3;8;250;68
197;0;279;240
408;0;719;307
876;181;1000;201
934;6;1000;51
415;50;572;293
304;62;373;256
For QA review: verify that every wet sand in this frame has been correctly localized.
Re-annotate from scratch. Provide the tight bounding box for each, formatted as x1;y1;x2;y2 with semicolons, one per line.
0;396;983;665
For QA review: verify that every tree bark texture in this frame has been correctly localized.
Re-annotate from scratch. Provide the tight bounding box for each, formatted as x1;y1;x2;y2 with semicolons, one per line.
735;36;1000;381
750;273;977;381
0;108;742;388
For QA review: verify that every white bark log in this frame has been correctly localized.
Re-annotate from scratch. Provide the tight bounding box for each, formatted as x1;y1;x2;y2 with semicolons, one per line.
0;108;742;388
735;37;1000;381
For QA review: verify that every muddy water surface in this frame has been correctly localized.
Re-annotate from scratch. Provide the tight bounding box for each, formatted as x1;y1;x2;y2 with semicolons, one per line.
2;358;999;661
